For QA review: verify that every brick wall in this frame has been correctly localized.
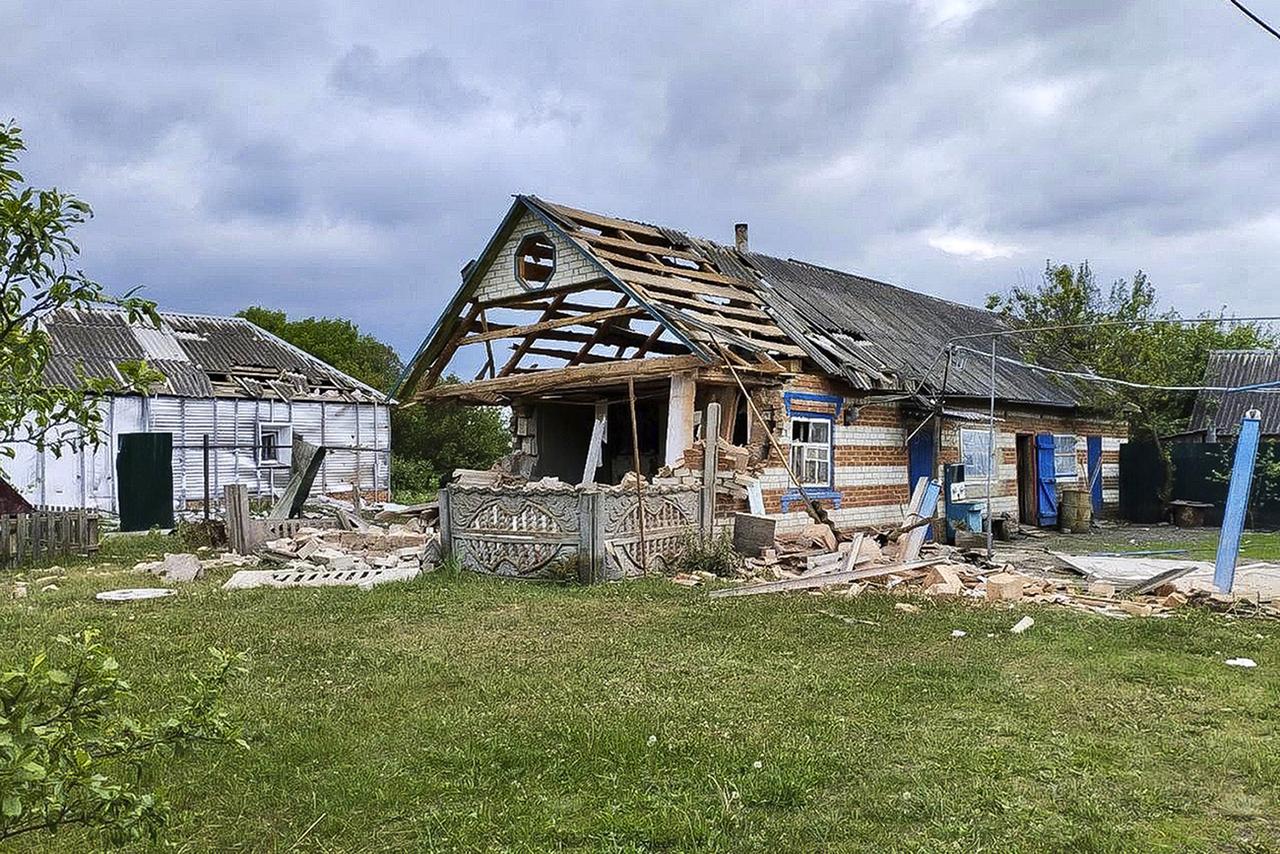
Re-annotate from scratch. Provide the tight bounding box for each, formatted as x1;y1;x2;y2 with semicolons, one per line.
472;210;605;303
756;372;1128;532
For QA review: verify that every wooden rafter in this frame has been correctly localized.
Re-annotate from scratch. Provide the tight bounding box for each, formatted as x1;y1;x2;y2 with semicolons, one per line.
458;305;643;347
498;293;567;377
568;294;632;366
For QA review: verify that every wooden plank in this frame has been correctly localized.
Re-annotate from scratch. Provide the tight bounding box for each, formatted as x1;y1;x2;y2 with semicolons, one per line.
710;559;945;598
422;355;709;401
611;267;764;304
631;288;774;322
569;295;632;366
591;246;754;288
539;200;670;240
459;305;643;346
573;229;704;261
499;293;568;376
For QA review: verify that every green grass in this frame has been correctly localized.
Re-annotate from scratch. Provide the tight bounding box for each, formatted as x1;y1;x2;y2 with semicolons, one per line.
3;538;1280;852
1043;527;1280;562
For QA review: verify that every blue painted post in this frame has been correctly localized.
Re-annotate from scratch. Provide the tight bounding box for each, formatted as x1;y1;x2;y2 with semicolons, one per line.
1214;410;1263;592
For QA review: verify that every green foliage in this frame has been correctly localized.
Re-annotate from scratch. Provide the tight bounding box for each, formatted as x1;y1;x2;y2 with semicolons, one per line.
987;261;1275;441
0;121;161;457
0;630;247;846
391;385;510;485
675;529;742;577
1210;440;1280;518
236;306;511;485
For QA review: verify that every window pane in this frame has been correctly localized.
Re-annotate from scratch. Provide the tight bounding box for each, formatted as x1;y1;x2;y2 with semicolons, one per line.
810;420;830;443
792;421;808;442
790;446;804;473
960;429;990;478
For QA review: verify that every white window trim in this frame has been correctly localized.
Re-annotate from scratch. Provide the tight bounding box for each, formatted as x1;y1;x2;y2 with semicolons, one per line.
1053;434;1079;480
258;422;293;468
959;427;993;480
789;415;833;489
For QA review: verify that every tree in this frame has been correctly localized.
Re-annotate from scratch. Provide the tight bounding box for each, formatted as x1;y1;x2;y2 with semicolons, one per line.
0;631;247;846
987;262;1275;442
0;121;161;456
236;308;510;493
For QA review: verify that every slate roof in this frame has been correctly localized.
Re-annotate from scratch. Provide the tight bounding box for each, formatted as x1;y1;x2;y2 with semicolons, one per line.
43;307;391;403
1189;350;1280;435
529;197;1082;407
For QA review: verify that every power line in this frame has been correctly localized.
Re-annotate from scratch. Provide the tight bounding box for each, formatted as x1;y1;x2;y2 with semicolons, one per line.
950;343;1280;393
1226;0;1280;41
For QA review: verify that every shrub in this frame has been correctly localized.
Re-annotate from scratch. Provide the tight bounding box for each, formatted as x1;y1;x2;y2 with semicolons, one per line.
675;530;743;578
0;631;248;846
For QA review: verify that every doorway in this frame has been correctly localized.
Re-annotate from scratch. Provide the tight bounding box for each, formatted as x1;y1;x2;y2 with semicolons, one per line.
1015;434;1037;524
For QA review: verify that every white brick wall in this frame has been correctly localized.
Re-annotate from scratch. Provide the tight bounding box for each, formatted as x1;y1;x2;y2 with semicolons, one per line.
834;465;908;487
473;210;605;303
833;424;907;446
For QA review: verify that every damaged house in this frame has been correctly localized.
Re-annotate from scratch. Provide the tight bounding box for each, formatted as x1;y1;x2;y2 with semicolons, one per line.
2;307;392;513
397;196;1125;541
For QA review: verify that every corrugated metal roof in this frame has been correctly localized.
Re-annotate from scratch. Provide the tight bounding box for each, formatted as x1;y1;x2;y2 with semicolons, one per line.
1189;350;1280;435
42;307;391;403
744;255;1080;406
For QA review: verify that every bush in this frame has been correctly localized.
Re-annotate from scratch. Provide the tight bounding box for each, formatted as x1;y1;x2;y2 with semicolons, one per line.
391;456;439;502
0;631;248;846
675;530;743;578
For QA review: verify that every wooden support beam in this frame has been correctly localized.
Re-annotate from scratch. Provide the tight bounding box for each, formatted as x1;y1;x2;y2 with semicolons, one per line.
499;293;567;377
459;305;643;346
569;295;632;366
421;355;709;401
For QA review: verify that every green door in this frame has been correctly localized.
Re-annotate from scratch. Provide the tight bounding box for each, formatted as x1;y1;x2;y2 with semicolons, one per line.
116;432;175;531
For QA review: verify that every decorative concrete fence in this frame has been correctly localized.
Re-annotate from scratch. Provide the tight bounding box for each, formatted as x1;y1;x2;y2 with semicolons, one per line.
440;482;703;582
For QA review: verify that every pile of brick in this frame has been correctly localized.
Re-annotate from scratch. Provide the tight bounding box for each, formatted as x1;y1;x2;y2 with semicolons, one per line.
655;438;761;511
260;524;442;574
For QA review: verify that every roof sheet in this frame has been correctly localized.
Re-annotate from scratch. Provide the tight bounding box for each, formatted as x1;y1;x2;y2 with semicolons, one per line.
1189;350;1280;435
42;308;391;402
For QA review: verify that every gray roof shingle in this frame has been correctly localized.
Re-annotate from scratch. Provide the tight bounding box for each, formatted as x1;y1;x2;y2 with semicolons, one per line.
1189;350;1280;435
42;308;391;402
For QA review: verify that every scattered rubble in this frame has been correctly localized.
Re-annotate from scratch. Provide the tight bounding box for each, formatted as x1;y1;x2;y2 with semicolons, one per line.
704;510;1280;621
222;522;441;592
135;551;260;582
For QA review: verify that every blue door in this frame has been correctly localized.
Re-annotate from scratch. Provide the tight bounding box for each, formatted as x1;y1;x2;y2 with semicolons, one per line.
1035;433;1059;527
907;427;935;541
1087;436;1103;512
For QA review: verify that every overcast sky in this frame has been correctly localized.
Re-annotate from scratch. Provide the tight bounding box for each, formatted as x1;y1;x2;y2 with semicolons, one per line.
7;1;1280;361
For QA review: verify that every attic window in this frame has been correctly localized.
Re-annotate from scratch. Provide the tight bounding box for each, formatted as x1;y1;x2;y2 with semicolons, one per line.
515;233;556;290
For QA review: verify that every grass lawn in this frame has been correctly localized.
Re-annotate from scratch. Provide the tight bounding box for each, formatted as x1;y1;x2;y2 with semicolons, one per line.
2;533;1280;852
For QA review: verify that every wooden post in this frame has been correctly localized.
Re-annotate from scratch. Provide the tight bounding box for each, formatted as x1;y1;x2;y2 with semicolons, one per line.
664;371;696;466
203;433;211;523
225;484;252;554
577;488;601;583
438;487;453;559
702;402;721;534
627;378;648;575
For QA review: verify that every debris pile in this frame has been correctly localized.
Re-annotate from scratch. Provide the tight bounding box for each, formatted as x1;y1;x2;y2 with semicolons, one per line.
259;524;442;574
135;551;259;582
656;438;762;508
703;510;1280;619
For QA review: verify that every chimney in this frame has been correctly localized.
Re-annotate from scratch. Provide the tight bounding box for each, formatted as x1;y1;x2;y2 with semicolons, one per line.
734;222;749;253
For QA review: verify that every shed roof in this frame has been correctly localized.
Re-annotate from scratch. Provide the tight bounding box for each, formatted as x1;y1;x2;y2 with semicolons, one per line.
43;307;392;403
1189;350;1280;435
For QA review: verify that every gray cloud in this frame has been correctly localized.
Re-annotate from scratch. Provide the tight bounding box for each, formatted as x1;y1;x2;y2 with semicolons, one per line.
330;44;488;114
4;0;1280;369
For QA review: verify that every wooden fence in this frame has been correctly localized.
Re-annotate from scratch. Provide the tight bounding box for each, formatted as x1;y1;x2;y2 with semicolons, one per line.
0;508;101;569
